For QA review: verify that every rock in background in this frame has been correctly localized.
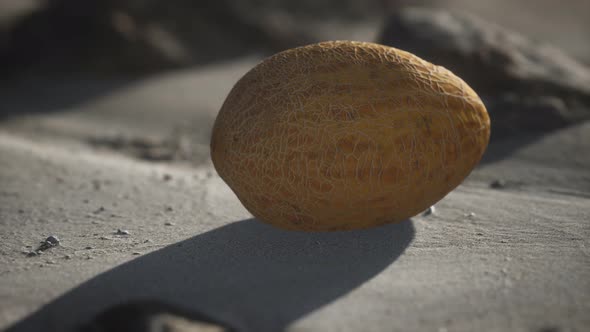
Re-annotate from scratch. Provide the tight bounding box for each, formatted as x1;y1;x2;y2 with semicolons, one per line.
1;1;588;137
378;7;590;138
0;0;385;76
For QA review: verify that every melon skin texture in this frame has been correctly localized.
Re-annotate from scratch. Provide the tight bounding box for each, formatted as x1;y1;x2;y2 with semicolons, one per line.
211;41;490;231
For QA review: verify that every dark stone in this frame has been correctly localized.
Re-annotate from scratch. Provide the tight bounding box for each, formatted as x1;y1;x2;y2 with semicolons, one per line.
490;179;506;189
35;235;61;252
45;235;60;246
422;206;436;216
114;229;130;236
78;300;236;332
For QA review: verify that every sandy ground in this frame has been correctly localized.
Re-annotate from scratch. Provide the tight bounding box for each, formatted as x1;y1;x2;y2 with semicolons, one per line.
0;55;589;331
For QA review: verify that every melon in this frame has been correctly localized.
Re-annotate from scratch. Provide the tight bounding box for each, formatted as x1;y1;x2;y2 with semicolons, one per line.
211;41;490;231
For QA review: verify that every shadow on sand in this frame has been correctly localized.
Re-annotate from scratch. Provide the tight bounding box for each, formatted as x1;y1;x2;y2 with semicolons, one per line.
7;218;415;332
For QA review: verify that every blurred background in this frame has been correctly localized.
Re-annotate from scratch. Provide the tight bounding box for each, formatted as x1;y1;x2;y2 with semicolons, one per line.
0;0;589;152
1;0;589;74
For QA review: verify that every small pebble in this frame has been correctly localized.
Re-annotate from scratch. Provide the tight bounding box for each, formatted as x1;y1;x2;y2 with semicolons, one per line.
18;209;25;214
36;235;60;252
93;206;105;214
464;212;476;218
490;179;506;189
132;252;141;256
85;246;93;250
165;206;173;212
115;229;130;236
45;235;60;246
422;206;436;216
99;236;110;240
64;255;72;259
164;222;175;226
163;174;172;181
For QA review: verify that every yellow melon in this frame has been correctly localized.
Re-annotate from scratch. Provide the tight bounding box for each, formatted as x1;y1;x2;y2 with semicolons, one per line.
211;41;490;231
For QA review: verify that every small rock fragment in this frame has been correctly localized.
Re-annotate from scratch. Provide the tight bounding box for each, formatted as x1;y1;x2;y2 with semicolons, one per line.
93;206;105;214
132;252;141;256
490;179;506;189
92;179;101;190
422;206;436;216
45;235;60;246
165;206;173;212
85;246;93;250
115;229;130;236
164;222;175;226
163;174;172;181
79;300;237;332
35;235;60;252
